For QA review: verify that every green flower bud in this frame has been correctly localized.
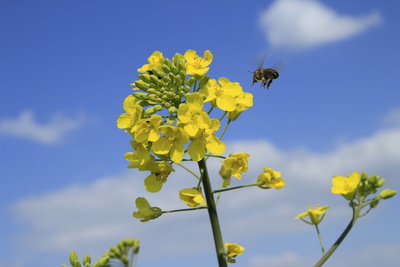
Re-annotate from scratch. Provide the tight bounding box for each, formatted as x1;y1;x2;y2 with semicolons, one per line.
151;67;165;78
164;58;173;69
172;53;184;66
187;77;196;87
164;102;172;108
162;64;171;73
132;92;149;100
147;88;156;94
150;74;161;84
166;115;176;125
199;75;210;88
69;251;79;266
370;199;379;208
361;171;368;181
134;80;150;91
138;73;152;83
378;189;397;199
82;255;91;265
171;65;179;75
148;94;160;102
377;178;385;187
367;175;378;184
133;239;140;254
121;254;129;265
168;106;177;114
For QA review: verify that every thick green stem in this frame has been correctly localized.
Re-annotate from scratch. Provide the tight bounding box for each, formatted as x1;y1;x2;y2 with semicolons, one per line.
198;159;227;267
314;199;363;267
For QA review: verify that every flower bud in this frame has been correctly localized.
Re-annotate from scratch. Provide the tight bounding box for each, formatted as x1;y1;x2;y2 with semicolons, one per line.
168;106;177;114
162;63;171;73
199;75;210;88
82;255;91;265
166;115;176;125
69;251;79;266
150;74;160;84
367;174;378;184
187;77;196;87
151;67;165;78
378;189;397;199
134;80;150;91
171;65;179;75
132;92;149;100
139;73;152;83
377;178;385;187
361;171;368;181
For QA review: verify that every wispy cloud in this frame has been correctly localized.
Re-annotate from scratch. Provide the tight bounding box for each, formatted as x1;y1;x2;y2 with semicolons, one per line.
0;110;86;144
259;0;382;50
10;112;400;266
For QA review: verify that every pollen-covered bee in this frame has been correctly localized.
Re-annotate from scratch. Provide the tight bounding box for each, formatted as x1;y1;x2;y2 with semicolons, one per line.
249;54;281;89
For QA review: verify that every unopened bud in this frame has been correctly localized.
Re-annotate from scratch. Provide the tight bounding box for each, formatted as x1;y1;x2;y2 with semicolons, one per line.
138;73;151;83
377;178;385;187
134;80;150;91
199;75;210;88
378;189;397;199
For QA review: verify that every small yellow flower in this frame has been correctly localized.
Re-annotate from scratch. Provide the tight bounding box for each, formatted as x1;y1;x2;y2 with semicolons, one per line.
220;152;250;179
132;114;162;143
132;197;162;222
152;125;189;163
142;160;175;193
331;171;361;200
187;119;226;161
137;51;164;73
200;78;244;112
256;168;285;189
184;49;213;77
179;188;206;207
177;92;211;136
295;205;330;225
228;92;254;121
116;95;143;130
225;242;245;263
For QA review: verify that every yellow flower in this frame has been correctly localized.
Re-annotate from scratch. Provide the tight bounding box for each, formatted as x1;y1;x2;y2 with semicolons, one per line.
177;92;211;136
225;242;245;263
220;152;250;179
132;114;162;143
137;51;164;73
331;171;361;200
256;168;285;189
141;159;175;193
187;119;226;162
295;205;330;225
200;78;244;112
184;49;213;77
152;125;189;163
179;188;206;207
133;197;162;222
228;92;254;121
116;95;143;131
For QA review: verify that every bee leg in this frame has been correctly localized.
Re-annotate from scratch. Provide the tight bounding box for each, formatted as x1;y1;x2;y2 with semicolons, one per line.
267;80;272;89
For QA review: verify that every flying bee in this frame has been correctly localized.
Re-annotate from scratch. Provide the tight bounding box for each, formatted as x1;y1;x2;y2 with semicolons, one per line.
249;54;281;89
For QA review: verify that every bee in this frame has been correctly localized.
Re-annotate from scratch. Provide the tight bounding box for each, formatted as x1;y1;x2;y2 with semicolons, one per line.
249;54;281;89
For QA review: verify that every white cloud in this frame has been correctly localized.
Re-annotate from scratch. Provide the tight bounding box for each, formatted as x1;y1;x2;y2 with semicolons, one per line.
0;110;86;144
10;118;400;266
259;0;382;50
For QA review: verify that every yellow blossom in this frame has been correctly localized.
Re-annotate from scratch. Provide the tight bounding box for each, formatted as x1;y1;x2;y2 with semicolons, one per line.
295;205;330;225
220;152;250;179
200;78;244;112
225;242;245;263
331;171;361;200
137;51;164;73
132;197;162;222
152;125;189;163
257;168;285;189
228;92;254;121
132;114;162;143
141;160;175;193
177;92;211;136
184;49;213;77
179;188;206;207
116;95;143;131
187;119;226;161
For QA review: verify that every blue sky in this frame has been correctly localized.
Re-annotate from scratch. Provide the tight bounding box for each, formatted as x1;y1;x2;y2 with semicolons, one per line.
1;0;399;266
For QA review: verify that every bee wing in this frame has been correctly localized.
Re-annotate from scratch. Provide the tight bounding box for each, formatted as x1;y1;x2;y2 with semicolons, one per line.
258;52;267;69
272;60;284;71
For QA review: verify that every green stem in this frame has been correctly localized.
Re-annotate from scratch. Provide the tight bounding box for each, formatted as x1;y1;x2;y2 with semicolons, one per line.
162;206;207;214
198;159;227;267
219;119;231;141
314;224;325;255
213;183;258;193
314;198;364;267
